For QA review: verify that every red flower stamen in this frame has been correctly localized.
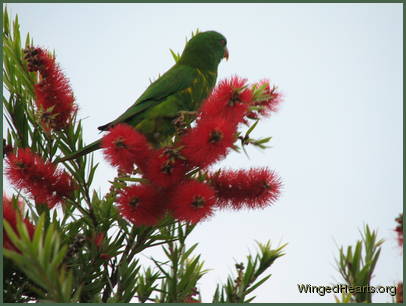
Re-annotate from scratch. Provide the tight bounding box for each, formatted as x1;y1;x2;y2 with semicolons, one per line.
209;168;282;209
117;184;165;226
199;76;253;126
168;180;215;224
395;213;403;247
6;148;76;208
102;124;153;173
93;232;105;248
180;118;236;169
24;47;77;131
396;283;403;303
250;80;283;117
143;148;187;188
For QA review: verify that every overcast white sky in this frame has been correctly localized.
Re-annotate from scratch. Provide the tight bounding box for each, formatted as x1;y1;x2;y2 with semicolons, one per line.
4;3;403;303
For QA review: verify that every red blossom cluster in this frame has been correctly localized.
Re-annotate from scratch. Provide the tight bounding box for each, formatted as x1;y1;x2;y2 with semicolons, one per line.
394;215;403;303
143;148;188;188
6;148;76;208
102;76;283;225
117;184;165;226
248;79;282;118
93;232;105;248
168;180;216;224
396;282;403;303
3;195;35;252
209;168;282;210
181;118;236;169
199;76;253;126
395;213;403;247
183;287;201;303
102;124;152;173
24;47;77;131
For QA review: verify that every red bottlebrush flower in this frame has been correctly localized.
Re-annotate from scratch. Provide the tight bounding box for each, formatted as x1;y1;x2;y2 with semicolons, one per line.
183;297;201;303
250;80;282;117
180;118;236;169
183;288;201;303
396;282;403;303
99;253;112;260
117;184;164;226
23;47;76;131
102;124;152;173
395;213;403;247
3;195;35;252
143;148;187;188
6;148;76;208
209;168;282;209
199;76;253;126
168;180;215;224
93;232;105;248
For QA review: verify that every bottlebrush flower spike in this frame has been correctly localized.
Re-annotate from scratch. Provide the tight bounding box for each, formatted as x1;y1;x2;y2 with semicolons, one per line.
3;195;35;252
143;148;187;188
250;80;282;117
395;213;403;247
180;118;236;169
24;47;77;131
199;76;253;126
183;297;201;303
396;283;403;303
6;148;76;208
209;168;282;209
102;124;153;173
117;184;165;226
99;253;112;260
93;232;105;248
168;180;215;224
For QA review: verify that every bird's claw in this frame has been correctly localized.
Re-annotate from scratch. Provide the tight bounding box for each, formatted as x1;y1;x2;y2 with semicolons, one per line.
173;111;198;135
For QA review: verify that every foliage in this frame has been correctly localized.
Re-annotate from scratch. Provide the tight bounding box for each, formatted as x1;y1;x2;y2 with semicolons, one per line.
213;241;286;303
335;225;384;303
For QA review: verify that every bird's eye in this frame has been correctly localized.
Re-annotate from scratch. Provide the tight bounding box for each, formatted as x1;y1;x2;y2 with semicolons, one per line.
220;39;227;46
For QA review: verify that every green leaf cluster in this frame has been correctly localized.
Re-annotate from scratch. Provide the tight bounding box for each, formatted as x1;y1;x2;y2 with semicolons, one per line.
4;214;76;302
213;241;287;303
335;225;384;303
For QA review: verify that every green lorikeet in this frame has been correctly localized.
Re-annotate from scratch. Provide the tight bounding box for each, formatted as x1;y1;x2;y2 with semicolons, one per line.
58;31;228;162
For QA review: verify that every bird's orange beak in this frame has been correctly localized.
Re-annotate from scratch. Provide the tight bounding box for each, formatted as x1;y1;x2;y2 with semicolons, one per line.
224;47;229;61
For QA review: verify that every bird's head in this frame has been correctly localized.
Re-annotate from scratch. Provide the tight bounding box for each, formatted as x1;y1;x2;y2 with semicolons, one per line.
179;31;228;70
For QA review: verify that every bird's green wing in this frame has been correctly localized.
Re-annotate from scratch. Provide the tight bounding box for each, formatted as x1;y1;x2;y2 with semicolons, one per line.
98;64;197;130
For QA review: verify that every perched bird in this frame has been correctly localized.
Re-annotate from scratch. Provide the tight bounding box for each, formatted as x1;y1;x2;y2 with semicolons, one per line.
57;30;228;162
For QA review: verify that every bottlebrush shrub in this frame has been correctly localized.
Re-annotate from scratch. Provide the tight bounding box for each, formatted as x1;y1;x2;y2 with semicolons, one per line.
102;76;283;225
5;148;76;208
24;47;77;132
4;13;286;302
